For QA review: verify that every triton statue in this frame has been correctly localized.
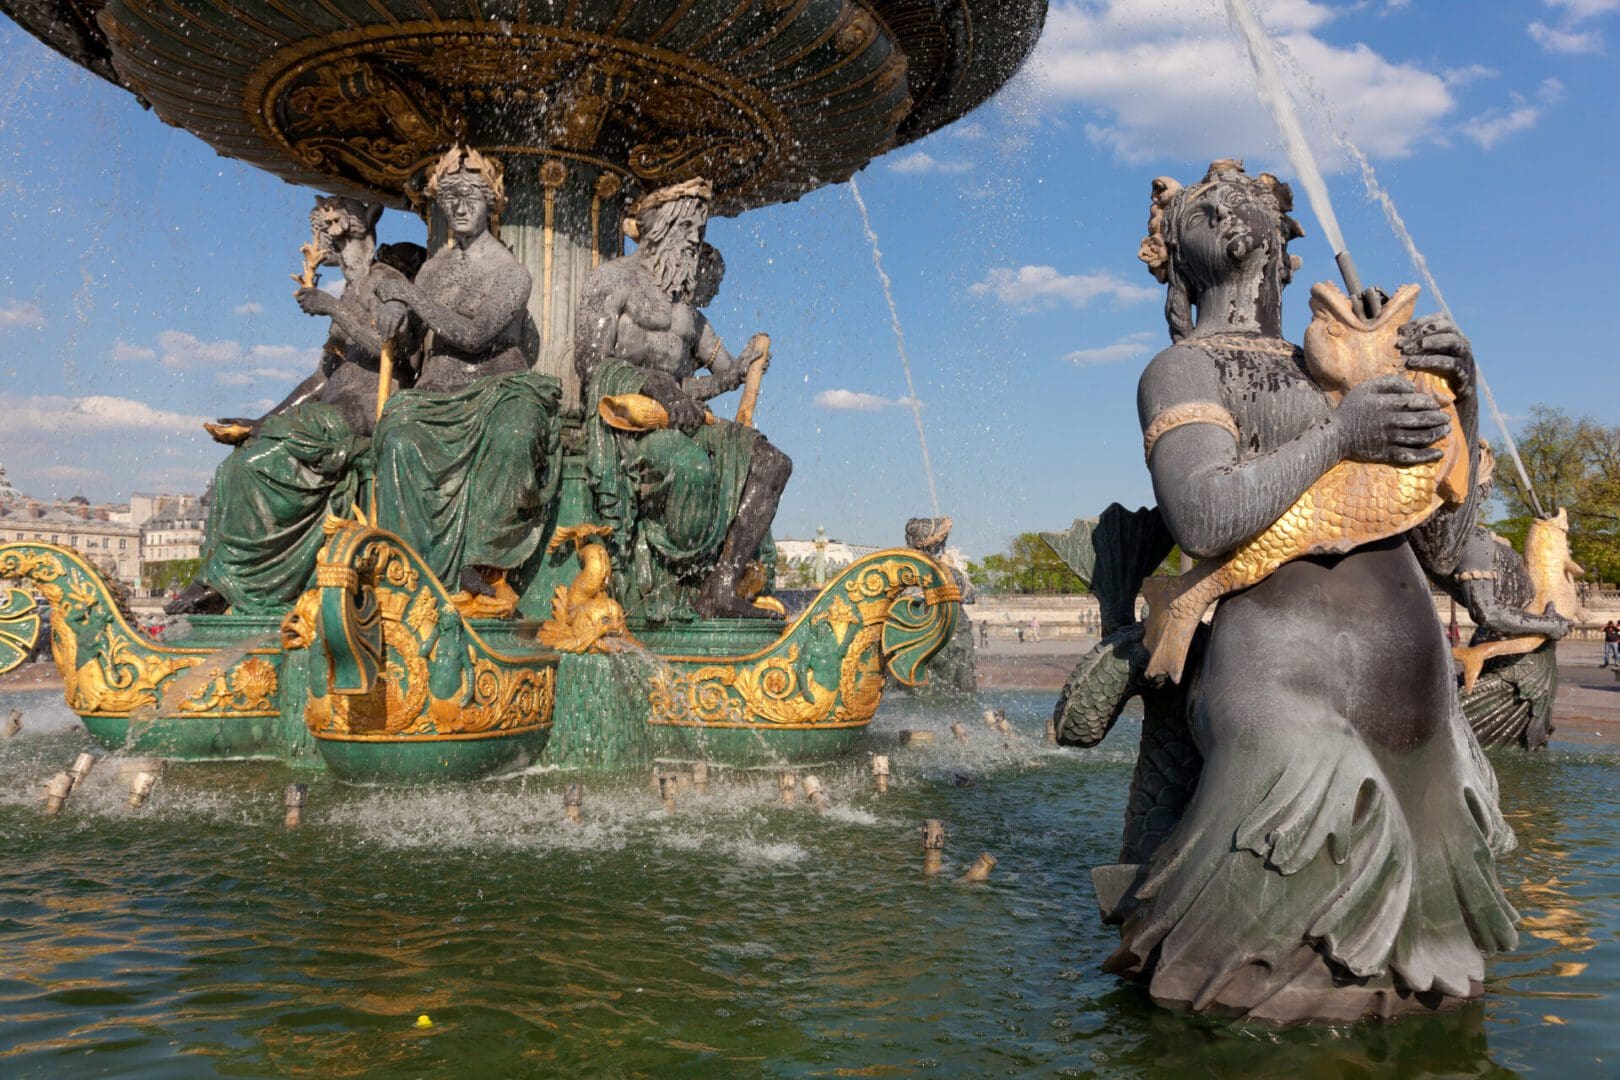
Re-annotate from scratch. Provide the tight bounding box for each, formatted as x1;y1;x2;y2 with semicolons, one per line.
1081;160;1518;1024
371;146;563;618
167;197;424;616
576;179;789;621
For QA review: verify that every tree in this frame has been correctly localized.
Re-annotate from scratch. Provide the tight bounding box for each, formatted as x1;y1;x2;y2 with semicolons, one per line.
1491;405;1620;584
967;532;1088;594
143;558;203;595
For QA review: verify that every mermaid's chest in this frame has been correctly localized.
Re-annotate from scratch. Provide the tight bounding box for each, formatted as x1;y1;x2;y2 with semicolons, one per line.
1209;347;1330;460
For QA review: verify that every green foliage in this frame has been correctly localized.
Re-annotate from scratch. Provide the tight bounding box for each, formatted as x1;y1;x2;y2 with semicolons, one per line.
1492;405;1620;584
968;532;1088;594
143;558;203;595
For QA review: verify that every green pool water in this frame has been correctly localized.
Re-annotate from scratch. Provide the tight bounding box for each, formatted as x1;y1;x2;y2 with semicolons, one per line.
1;688;1615;1077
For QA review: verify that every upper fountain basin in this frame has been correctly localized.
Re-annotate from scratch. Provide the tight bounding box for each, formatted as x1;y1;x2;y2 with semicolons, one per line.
0;0;1046;213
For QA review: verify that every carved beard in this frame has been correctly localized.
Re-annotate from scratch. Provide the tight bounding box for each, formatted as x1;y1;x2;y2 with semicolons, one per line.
646;242;699;301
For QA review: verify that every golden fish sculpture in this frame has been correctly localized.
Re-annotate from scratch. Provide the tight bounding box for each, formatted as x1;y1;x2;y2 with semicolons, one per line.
1142;282;1470;683
1454;509;1591;690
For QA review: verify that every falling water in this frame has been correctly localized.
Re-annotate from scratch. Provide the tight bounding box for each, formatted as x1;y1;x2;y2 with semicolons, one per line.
1264;38;1548;517
1223;0;1346;257
847;177;942;520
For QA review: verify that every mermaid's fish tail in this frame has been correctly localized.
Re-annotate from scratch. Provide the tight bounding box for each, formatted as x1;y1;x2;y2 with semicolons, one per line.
1142;562;1227;684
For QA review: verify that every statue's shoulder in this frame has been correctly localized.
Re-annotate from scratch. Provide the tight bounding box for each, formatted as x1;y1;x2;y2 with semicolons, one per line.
1137;341;1225;424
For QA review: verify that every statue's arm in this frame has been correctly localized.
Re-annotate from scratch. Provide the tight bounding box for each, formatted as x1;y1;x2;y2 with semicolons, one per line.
681;317;746;400
1437;528;1571;639
390;262;530;353
1141;347;1347;559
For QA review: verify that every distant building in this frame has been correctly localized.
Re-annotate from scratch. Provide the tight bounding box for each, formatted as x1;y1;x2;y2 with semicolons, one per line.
0;487;141;588
774;536;883;573
141;504;208;565
129;492;199;530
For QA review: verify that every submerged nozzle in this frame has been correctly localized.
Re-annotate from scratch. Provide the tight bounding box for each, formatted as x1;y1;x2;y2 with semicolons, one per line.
922;819;946;876
960;852;997;884
690;762;710;797
68;751;98;792
284;783;307;829
127;771;159;810
802;775;830;812
42;771;73;816
3;708;21;738
563;783;583;824
778;771;798;806
871;754;890;795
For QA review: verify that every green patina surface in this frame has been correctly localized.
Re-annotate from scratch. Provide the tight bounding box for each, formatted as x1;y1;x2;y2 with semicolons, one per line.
314;729;552;784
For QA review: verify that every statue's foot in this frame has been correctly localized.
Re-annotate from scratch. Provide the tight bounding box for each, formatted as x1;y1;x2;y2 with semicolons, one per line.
694;577;785;620
459;566;495;598
164;581;228;616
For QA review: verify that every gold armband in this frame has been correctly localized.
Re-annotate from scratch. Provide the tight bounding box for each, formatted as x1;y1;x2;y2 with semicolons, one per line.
1142;402;1240;461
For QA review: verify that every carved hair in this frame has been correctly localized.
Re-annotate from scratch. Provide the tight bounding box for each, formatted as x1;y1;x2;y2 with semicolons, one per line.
423;145;507;236
638;193;709;301
905;516;952;552
309;196;382;242
1140;159;1305;342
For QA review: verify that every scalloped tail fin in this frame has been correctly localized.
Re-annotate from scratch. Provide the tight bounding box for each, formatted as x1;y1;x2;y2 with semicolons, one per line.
1141;563;1223;683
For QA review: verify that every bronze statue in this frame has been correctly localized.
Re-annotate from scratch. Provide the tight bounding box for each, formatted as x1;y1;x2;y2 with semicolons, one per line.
370;146;563;617
1090;160;1517;1023
575;180;789;621
901;516;976;694
167;197;423;616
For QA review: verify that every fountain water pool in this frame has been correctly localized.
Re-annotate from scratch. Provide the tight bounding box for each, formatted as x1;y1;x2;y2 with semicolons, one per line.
0;686;1616;1074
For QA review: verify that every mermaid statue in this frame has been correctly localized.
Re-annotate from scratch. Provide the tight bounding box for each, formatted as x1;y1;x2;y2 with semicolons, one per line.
167;196;424;616
370;146;563;618
1096;160;1517;1023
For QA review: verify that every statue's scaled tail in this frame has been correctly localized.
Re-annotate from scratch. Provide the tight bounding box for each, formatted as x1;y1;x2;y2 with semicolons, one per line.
1141;563;1224;683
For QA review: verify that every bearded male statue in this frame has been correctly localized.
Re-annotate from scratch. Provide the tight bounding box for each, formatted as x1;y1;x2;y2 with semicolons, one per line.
574;179;789;621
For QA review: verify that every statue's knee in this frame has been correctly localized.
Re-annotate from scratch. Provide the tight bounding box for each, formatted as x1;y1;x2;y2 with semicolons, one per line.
755;441;792;487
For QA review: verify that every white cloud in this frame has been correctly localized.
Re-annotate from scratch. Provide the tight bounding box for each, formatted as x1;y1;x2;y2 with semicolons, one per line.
234;301;264;316
111;340;157;362
151;330;319;375
1527;20;1603;52
1062;331;1158;366
1461;79;1564;150
969;265;1157;311
0;392;206;435
887;151;974;175
1530;0;1618;52
216;367;305;386
1442;64;1497;87
0;299;44;329
813;389;915;411
1024;0;1455;169
42;464;104;482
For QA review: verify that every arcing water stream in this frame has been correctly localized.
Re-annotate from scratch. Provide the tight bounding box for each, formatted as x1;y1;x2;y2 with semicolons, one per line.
848;177;942;520
1223;0;1546;516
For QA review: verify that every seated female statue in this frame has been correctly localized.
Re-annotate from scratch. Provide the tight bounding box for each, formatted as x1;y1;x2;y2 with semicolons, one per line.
1110;160;1517;1023
166;197;423;615
370;146;562;617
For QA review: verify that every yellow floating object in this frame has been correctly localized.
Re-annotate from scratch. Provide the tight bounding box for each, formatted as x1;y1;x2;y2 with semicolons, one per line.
414;1014;433;1029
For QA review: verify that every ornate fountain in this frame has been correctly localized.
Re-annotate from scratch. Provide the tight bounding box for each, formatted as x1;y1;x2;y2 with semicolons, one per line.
0;0;1047;780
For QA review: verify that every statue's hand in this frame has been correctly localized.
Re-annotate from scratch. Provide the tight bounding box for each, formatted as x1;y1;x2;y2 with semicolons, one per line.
1333;373;1450;465
296;287;337;317
1400;314;1474;397
665;396;708;433
372;277;416;308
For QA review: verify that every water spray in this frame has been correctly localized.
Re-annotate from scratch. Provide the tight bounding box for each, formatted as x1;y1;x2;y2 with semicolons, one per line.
1227;0;1548;519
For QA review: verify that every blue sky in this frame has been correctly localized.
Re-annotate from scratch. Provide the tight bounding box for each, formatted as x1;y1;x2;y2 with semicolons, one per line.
0;0;1615;558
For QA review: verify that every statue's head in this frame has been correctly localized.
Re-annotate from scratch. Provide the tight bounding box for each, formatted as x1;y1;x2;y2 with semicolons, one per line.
424;145;507;242
309;196;383;264
905;516;952;554
629;178;712;300
1139;159;1304;341
690;243;725;307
